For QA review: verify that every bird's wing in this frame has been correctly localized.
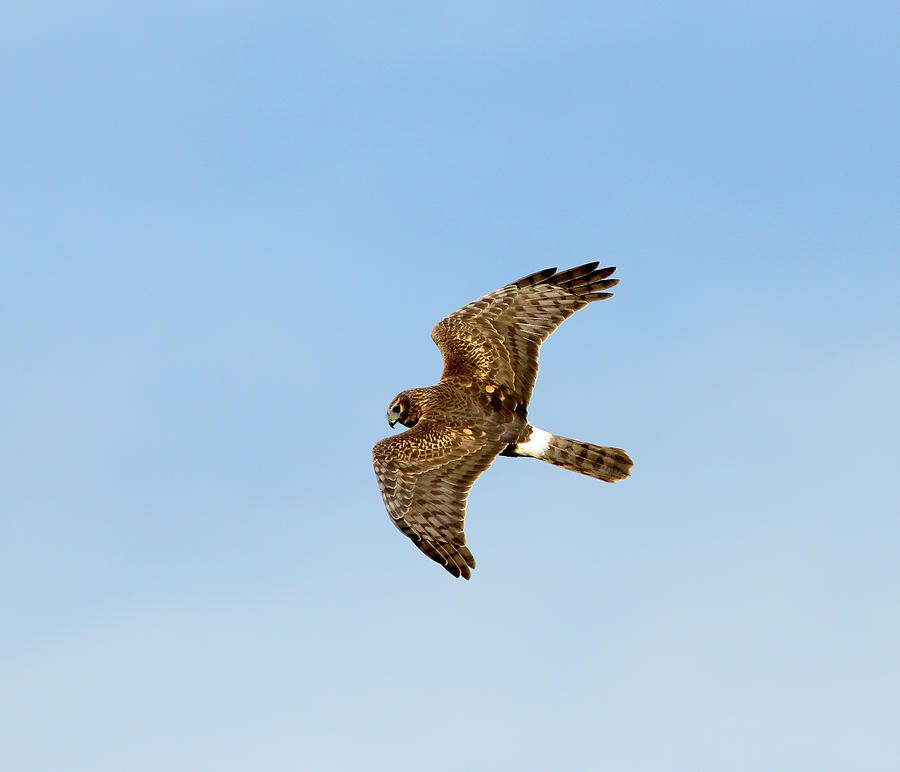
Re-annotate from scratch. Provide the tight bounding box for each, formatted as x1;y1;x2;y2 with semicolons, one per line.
372;420;507;579
431;263;618;406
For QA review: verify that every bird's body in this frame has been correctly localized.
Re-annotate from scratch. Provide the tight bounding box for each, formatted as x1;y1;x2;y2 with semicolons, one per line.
373;262;633;578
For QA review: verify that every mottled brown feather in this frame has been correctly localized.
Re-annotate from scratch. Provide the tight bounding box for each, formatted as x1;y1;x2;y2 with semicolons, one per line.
431;263;618;405
373;420;508;579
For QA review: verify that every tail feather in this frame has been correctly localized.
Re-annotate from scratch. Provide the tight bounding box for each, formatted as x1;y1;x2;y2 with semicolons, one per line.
513;426;633;482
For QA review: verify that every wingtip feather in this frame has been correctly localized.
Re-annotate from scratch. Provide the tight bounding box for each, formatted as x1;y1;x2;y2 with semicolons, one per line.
513;267;557;288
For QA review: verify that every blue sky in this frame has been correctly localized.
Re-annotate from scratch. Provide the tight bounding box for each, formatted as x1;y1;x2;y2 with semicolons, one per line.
2;2;898;770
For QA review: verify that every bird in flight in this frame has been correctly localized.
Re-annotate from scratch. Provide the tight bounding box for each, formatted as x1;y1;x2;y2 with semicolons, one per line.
373;262;633;579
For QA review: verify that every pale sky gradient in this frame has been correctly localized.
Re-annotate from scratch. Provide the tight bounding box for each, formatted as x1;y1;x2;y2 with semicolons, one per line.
2;2;899;770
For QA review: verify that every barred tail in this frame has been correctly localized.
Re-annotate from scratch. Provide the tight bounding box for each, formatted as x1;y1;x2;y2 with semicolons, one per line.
513;426;633;482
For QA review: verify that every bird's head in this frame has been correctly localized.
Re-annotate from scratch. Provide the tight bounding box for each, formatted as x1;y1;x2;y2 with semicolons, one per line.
387;390;424;429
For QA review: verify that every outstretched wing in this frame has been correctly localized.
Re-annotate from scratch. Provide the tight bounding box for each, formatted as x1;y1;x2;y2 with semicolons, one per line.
431;263;618;406
372;420;507;579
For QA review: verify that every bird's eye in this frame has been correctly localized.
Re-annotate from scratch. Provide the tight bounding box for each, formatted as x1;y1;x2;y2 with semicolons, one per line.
392;404;401;413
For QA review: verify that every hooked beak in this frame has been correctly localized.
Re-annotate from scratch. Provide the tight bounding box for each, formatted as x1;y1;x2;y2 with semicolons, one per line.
388;415;397;428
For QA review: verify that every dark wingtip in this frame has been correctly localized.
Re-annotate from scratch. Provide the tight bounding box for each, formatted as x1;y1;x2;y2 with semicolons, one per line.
552;261;601;284
445;548;475;579
513;267;557;288
443;559;473;580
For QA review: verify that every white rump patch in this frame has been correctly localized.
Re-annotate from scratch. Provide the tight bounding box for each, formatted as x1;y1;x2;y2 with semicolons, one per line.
515;427;553;459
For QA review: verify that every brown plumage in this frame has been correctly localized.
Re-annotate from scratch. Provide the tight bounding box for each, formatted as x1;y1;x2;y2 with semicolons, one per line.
373;262;633;579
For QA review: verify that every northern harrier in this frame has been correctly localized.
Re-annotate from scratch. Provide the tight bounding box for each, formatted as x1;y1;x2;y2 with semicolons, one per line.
373;263;633;578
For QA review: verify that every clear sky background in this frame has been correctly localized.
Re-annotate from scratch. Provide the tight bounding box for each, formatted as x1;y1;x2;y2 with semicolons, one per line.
2;2;898;770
